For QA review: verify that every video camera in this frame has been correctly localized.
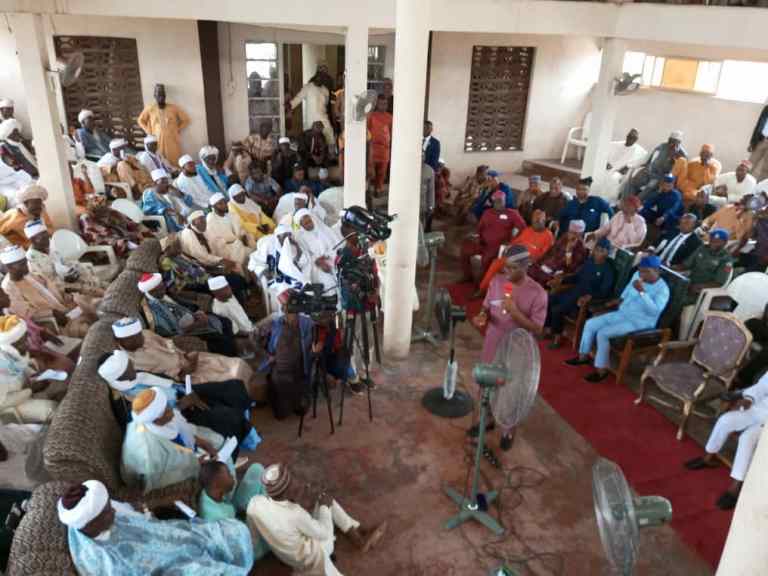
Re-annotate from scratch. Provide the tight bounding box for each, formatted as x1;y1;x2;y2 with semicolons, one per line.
340;205;395;242
284;283;338;318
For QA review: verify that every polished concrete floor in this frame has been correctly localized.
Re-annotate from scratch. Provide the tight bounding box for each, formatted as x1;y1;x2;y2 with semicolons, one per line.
247;221;714;576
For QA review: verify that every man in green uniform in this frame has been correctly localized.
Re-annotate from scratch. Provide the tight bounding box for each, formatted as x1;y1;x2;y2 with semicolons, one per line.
676;228;733;305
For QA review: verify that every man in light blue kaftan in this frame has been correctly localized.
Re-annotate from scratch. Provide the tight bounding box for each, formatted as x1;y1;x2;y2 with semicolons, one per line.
142;168;198;233
197;145;230;194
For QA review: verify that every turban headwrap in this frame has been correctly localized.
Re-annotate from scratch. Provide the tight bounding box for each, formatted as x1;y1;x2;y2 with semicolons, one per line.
209;193;226;206
188;210;205;224
109;138;127;150
57;480;110;530
228;184;246;200
178;154;194;168
151;168;169;182
0;245;26;265
97;350;130;386
143;135;158;145
112;317;142;339
131;387;167;424
293;208;312;226
262;463;292;498
199;145;218;160
17;184;48;203
0;99;13;108
0;315;27;346
207;276;228;291
77;109;94;124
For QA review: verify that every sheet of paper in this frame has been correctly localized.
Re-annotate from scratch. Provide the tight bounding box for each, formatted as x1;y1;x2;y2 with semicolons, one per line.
216;436;238;463
185;375;192;396
65;307;83;320
174;500;196;519
33;369;68;382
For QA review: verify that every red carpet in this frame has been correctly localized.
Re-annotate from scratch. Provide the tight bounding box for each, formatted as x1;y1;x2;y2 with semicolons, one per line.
446;282;733;570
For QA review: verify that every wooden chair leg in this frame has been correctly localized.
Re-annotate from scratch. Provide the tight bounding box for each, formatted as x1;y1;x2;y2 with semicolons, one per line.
615;341;634;387
677;401;693;441
635;375;649;405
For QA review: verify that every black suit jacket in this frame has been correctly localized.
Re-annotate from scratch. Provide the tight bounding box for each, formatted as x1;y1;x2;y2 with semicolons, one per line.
750;105;768;150
658;233;702;267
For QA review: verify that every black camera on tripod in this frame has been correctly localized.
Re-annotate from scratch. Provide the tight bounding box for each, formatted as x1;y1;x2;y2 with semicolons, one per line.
284;283;338;318
340;205;395;242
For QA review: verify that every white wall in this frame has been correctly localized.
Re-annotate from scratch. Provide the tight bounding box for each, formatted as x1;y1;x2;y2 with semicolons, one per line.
0;15;208;159
428;32;601;183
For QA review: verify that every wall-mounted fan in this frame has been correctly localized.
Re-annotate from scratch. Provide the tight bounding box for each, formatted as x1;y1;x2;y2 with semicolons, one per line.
614;73;642;96
444;329;541;536
421;288;472;418
353;89;379;121
593;458;673;575
48;52;85;89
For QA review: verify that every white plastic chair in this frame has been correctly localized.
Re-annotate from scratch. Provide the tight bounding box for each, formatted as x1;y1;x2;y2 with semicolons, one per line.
74;160;105;196
51;229;120;283
110;198;167;237
561;112;592;164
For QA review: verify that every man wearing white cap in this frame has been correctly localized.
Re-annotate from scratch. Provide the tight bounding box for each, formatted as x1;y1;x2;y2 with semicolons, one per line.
627;130;687;200
208;275;254;337
179;211;240;276
228;183;274;241
0;314;58;423
0;99;14;121
74;109;111;161
137;134;174;176
248;224;310;303
58;478;255;573
173;153;214;208
197;146;229;195
206;194;252;274
137;83;190;167
0;184;54;248
141;168;195;233
0;118;37;178
271;137;300;188
112;138;154;200
1;245;93;338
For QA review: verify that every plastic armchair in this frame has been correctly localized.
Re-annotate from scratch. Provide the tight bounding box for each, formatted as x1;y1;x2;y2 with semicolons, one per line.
111;198;168;237
560;112;592;165
51;229;121;283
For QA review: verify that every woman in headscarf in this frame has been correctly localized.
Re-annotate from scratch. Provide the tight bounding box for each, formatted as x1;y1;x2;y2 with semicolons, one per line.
528;219;588;287
292;208;342;294
227;184;275;242
79;194;148;258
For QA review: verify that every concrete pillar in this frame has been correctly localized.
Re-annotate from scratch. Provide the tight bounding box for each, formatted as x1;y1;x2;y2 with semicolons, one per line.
342;24;368;208
580;38;626;195
382;0;430;359
716;427;768;575
10;13;77;229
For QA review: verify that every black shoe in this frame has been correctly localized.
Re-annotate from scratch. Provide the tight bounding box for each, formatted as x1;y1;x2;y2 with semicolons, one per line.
500;434;514;452
467;422;495;438
585;371;610;383
684;457;715;471
565;356;591;367
720;390;743;402
716;491;739;510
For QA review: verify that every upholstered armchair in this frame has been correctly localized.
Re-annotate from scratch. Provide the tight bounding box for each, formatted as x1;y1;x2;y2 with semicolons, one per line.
636;312;752;440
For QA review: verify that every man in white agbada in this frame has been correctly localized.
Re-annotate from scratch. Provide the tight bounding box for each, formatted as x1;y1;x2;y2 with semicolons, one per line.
137;135;175;175
0;155;32;209
247;463;386;576
121;386;224;493
711;159;757;207
274;187;328;228
288;74;334;148
602;128;647;202
0;315;57;423
179;211;239;275
292;208;341;294
207;193;252;273
175;154;214;208
318;187;344;228
208;276;253;336
248;225;310;303
684;372;768;510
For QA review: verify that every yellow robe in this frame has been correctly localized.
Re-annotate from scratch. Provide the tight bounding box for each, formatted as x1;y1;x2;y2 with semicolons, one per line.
228;199;275;242
137;103;191;166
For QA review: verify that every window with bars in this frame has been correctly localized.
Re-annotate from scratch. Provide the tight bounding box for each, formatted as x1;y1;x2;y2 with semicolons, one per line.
54;36;146;148
464;46;535;153
368;45;387;92
245;42;282;135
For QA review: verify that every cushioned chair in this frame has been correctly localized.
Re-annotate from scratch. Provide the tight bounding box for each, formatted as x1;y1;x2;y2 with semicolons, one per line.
637;312;752;440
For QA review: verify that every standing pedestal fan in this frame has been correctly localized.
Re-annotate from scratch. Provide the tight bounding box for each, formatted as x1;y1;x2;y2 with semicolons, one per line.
593;458;672;575
444;329;540;535
421;288;473;418
412;231;445;346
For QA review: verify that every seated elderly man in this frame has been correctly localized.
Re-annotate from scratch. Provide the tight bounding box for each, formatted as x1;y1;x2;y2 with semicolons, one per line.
174;154;214;208
248;225;310;300
244;161;281;214
0;315;59;423
106;138;153;201
640;174;684;241
652;212;702;267
532;176;568;225
198;145;230;194
142;168;199;234
57;479;254;573
567;255;669;382
684;373;768;510
247;463;387;576
123;386;225;494
98;350;254;447
446;164;490;223
558;178;612;236
228;184;275;242
469;170;516;222
137;272;238;357
75;109;111;161
207;193;253;273
628;131;687;200
701;194;757;249
112;317;256;397
1;246;94;338
298;120;330;168
460;189;526;284
0;184;54;248
137;134;175;176
677;144;721;205
675;228;733;305
545;238;615;350
712;160;756;208
587;196;646;251
180;211;242;276
516;174;543;224
604;128;647;201
80;194;150;259
292;209;342;294
529;220;588;288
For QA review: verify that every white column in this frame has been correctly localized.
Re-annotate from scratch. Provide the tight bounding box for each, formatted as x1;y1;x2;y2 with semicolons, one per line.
580;38;626;195
342;24;368;208
717;426;768;575
10;13;77;229
383;0;429;359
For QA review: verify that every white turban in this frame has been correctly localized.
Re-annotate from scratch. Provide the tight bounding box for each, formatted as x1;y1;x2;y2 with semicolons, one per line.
0;245;26;265
228;184;245;200
293;208;312;226
17;184;48;204
188;210;205;225
0;316;27;346
112;317;142;339
0;99;13;108
669;130;683;141
131;387;167;424
278;137;290;145
137;272;163;294
178;154;194;168
97;349;130;384
78;109;94;124
275;224;291;236
199;145;218;160
294;192;308;203
23;220;47;239
143;135;158;145
151;168;169;183
97;154;118;169
209;193;226;206
568;219;586;234
0;119;20;140
109;138;127;150
207;275;228;290
57;480;110;530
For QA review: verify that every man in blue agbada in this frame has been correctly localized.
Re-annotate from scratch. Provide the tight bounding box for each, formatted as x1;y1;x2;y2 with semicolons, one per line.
58;479;254;575
566;254;669;383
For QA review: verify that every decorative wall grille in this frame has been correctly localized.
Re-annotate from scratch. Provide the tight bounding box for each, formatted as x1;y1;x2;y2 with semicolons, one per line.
54;36;146;148
464;46;535;153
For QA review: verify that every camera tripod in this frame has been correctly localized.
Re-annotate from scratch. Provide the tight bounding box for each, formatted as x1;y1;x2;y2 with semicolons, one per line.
297;323;335;438
337;304;381;426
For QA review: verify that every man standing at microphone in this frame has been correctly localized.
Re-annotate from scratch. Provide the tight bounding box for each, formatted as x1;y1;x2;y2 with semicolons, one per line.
469;244;547;451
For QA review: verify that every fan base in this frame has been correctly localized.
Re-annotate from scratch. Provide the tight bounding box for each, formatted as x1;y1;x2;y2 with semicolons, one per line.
411;329;440;346
444;486;504;535
421;388;474;418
